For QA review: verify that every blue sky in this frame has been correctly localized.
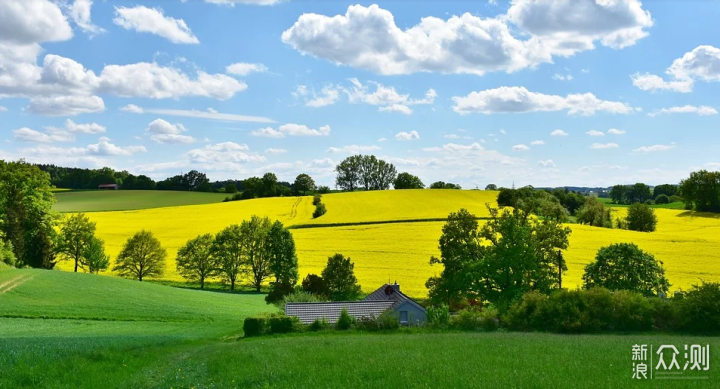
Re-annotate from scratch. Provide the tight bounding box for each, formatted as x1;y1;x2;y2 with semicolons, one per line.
1;0;719;188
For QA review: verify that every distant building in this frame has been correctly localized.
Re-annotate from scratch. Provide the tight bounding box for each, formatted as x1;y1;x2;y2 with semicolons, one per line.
98;184;119;190
285;283;427;326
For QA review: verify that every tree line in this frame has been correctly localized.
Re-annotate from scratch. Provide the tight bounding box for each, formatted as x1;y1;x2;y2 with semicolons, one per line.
334;155;461;191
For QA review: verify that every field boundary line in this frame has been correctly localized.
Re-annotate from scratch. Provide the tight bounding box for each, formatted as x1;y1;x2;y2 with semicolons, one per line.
0;275;32;295
288;217;490;230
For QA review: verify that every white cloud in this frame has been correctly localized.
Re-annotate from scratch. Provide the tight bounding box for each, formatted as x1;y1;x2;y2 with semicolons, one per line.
512;144;530;151
552;73;573;81
0;0;73;45
537;159;556;168
226;62;268;76
146;118;196;144
27;95;105;116
648;105;718;117
344;79;436;115
13;127;73;143
264;148;287;155
608;128;625;135
395;131;420;141
0;106;7;112
634;143;676;153
113;6;199;44
69;0;106;36
87;137;147;156
122;106;273;123
531;140;544;145
586;130;604;136
203;0;285;5
633;46;720;93
379;104;413;115
65;119;105;134
444;134;461;139
305;85;341;108
377;137;387;142
327;145;381;154
251;124;331;138
186;142;264;164
551;129;568;136
452;86;635;116
590;143;619;149
282;3;651;77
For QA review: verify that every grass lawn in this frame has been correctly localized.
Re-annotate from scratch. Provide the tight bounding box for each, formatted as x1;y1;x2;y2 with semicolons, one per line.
53;190;229;212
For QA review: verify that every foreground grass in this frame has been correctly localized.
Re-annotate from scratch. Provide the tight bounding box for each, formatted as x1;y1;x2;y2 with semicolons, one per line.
2;329;718;388
53;190;229;212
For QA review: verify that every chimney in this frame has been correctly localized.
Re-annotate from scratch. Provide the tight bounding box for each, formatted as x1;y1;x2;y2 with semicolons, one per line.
391;281;400;293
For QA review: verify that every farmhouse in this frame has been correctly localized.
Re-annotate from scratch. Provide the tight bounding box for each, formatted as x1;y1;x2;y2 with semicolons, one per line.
285;283;427;325
98;184;119;190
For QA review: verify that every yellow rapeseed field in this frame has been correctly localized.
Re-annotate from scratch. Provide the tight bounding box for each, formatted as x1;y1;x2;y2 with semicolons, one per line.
56;191;720;297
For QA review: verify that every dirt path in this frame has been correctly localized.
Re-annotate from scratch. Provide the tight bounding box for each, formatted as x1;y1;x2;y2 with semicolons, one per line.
0;274;33;295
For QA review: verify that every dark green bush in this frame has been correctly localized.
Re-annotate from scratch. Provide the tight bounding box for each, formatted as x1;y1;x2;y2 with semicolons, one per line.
313;203;326;218
675;282;720;333
313;194;322;206
450;308;483;331
479;305;499;331
243;317;266;337
268;315;298;334
503;291;548;331
308;318;329;331
655;194;670;204
427;305;450;327
336;308;354;330
648;297;676;331
378;313;400;330
356;315;380;331
317;186;330;194
669;195;682;203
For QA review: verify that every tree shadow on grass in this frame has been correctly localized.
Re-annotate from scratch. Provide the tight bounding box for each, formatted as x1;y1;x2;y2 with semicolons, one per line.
147;280;267;296
675;211;720;219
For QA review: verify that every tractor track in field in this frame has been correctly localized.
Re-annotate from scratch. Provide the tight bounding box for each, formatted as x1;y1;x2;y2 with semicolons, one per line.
288;196;302;221
288;217;491;230
0;274;34;295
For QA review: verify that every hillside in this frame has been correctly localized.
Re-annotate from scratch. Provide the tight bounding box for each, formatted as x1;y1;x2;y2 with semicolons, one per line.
52;190;720;297
53;190;229;212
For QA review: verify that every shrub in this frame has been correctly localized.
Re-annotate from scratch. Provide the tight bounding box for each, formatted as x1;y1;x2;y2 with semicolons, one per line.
313;203;327;218
243;317;266;337
503;291;548;331
427;305;450;327
655;194;670;204
313;194;322;206
607;290;653;332
582;243;670;297
479;305;500;331
669;195;682;203
301;274;328;297
355;315;380;331
266;281;297;305
675;282;720;333
450;308;483;331
278;290;321;312
317;186;330;194
648;297;676;331
355;314;399;331
626;203;657;232
336;308;355;330
268;315;299;334
0;240;16;266
308;318;329;331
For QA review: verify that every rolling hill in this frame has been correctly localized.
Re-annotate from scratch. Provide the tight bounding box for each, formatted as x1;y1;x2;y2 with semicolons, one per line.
53;190;229;212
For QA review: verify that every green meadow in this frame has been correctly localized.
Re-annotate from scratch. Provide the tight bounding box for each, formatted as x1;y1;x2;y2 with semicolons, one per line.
52;190;229;213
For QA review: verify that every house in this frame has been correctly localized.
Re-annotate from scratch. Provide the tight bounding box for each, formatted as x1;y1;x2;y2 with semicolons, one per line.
285;283;427;326
98;184;119;190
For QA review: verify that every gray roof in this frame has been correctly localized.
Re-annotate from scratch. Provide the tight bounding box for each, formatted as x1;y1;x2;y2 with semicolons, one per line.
285;301;395;324
364;284;425;312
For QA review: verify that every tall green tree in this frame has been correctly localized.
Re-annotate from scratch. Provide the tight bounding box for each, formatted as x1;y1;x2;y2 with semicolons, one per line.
576;197;613;228
177;233;220;289
680;170;720;212
241;216;273;292
0;240;16;266
335;155;362;192
582;243;670;297
394;172;425;190
265;221;299;303
625;203;657;232
653;184;678;198
609;185;628;204
321;253;362;301
114;230;166;281
374;159;397;190
261;173;278;197
82;237;110;274
485;184;498;191
293;174;316;195
213;224;244;290
0;160;57;268
58;213;97;272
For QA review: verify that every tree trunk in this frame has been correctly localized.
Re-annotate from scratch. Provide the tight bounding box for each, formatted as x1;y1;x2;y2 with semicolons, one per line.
200;277;204;289
231;279;235;291
74;259;78;272
139;275;143;281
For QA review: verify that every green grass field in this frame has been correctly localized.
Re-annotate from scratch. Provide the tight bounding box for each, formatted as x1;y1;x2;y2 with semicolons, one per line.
597;197;686;210
2;268;719;388
53;190;229;212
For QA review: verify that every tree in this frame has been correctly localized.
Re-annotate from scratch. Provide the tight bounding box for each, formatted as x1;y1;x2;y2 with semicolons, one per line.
430;181;461;189
0;240;16;266
627;183;652;204
394;172;425;189
82;237;110;274
213;224;244;290
576;197;613;228
266;221;299;303
625;203;657;232
185;170;210;191
374;159;397;190
427;206;570;309
301;274;328;297
321;253;362;301
653;184;677;198
261;173;278;198
335;155;362;192
609;185;628;204
176;234;220;289
485;184;498;191
57;213;97;272
0;160;57;268
582;243;670;297
241;176;262;199
241;216;273;292
114;230;166;281
680;170;720;212
293;174;316;195
655;194;670;204
225;183;238;194
358;155;378;191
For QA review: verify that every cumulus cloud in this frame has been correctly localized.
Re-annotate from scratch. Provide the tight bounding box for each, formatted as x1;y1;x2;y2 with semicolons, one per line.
264;148;287;155
608;128;625;135
531;140;544;145
121;104;144;113
512;144;530;151
590;143;619;149
186;142;264;164
251;124;331;138
226;62;268;76
281;2;652;76
537;159;556;168
13;127;73;143
297;79;437;113
87;137;147;156
648;105;718;117
551;129;569;136
633;45;720;93
395;131;420;141
452;86;635;116
146;118;196;144
69;0;106;36
304;85;341;108
27;95;105;116
113;6;199;44
0;106;8;112
65;119;106;134
327;145;381;154
634;143;676;153
586;130;604;136
0;0;73;45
